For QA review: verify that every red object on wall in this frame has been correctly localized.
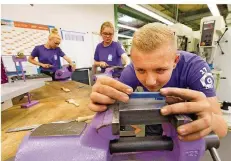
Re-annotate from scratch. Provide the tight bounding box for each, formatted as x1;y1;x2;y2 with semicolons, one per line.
1;57;8;84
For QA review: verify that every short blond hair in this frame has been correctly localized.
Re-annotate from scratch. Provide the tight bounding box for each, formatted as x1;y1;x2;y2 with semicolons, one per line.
132;22;176;52
49;28;61;39
100;21;114;34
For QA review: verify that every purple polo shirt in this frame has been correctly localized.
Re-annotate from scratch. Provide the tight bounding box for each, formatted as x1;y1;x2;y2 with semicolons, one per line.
94;41;125;72
31;45;65;72
120;51;216;97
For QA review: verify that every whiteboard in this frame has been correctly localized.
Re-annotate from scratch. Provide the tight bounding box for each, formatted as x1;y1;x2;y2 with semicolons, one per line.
91;32;102;56
60;30;102;69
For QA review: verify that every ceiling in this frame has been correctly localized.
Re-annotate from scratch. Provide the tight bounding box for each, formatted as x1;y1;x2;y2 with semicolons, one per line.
117;4;229;38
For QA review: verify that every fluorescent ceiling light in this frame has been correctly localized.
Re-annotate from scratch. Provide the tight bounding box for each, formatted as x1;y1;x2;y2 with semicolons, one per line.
119;15;134;23
207;4;221;16
118;24;138;31
118;34;133;39
126;4;174;25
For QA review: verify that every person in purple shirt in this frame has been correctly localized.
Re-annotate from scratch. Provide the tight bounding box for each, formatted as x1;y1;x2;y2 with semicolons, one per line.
89;23;227;141
28;28;76;80
93;21;130;74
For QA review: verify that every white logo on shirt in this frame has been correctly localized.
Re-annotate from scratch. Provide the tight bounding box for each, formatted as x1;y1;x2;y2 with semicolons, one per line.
54;54;57;60
121;44;125;51
200;67;214;89
108;54;112;61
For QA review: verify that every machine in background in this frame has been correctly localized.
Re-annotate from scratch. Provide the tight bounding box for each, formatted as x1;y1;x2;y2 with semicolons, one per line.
171;23;200;54
199;16;227;66
199;16;231;129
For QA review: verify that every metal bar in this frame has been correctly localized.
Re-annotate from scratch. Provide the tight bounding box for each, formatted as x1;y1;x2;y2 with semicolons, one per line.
18;62;23;80
14;61;19;76
19;61;26;81
111;103;120;135
120;131;135;137
6;118;84;133
110;136;173;153
170;114;193;128
175;4;179;21
181;8;210;18
159;4;183;17
181;12;211;22
140;4;177;23
119;98;168;125
27;93;31;103
129;92;165;100
114;4;118;34
6;125;41;133
209;148;222;161
120;108;169;125
30;122;86;137
205;133;220;150
118;5;154;23
111;92;169;134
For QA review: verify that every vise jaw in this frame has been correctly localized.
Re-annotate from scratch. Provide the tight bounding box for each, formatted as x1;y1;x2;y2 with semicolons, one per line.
109;92;221;161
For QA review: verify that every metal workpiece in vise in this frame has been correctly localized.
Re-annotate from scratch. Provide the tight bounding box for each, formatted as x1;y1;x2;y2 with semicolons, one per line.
14;92;221;161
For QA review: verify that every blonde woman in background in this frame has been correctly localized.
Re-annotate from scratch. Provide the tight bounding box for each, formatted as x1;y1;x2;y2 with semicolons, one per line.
28;28;76;80
93;21;130;74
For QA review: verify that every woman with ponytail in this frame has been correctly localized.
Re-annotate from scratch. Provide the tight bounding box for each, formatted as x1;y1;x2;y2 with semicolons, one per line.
28;28;76;80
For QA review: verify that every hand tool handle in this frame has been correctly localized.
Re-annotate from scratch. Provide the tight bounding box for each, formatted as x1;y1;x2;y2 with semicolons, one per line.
209;147;222;161
77;115;95;122
110;136;173;153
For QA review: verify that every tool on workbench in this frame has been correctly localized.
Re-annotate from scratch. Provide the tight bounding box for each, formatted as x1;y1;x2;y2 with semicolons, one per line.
6;124;40;133
6;115;95;133
66;98;79;107
77;85;85;89
61;87;70;92
13;92;221;161
11;54;40;108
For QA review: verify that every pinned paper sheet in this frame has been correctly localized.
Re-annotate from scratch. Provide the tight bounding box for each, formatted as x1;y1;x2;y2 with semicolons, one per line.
1;19;54;72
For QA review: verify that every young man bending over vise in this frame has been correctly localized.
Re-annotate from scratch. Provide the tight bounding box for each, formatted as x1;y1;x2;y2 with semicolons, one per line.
88;23;228;141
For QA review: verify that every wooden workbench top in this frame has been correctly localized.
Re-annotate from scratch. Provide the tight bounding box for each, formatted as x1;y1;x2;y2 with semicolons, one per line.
1;81;95;161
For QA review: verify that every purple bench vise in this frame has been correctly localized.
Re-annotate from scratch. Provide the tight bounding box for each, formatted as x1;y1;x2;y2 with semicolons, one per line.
93;66;124;81
14;92;221;161
54;64;72;81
